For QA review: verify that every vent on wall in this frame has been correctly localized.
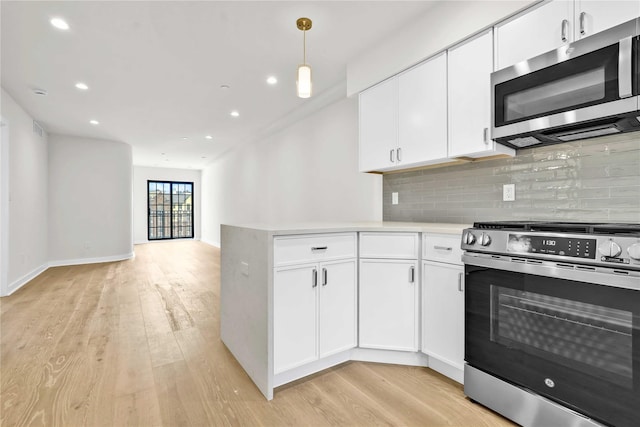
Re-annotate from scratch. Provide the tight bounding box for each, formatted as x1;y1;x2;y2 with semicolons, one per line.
32;120;43;137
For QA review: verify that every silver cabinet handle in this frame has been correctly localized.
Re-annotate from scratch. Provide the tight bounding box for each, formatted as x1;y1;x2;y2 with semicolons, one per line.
483;127;489;145
396;147;402;162
311;246;327;251
619;36;633;98
312;268;318;288
458;272;464;292
561;19;569;43
390;149;395;163
434;245;453;251
322;267;327;286
579;11;586;36
409;266;415;283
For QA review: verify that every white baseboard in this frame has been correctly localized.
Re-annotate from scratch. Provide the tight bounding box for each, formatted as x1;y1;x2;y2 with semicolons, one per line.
6;262;49;296
351;347;429;367
426;357;464;384
200;238;220;248
48;252;134;267
273;350;352;388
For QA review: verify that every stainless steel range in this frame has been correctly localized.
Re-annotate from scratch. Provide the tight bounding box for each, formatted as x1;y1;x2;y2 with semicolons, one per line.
461;221;640;427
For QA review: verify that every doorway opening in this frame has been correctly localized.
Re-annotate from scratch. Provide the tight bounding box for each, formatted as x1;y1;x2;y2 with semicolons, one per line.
148;181;194;240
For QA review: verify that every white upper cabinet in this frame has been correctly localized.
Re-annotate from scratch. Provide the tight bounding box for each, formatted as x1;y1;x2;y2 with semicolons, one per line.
398;53;448;165
575;0;640;40
496;0;574;70
448;30;514;159
496;0;640;71
359;78;397;172
359;54;448;173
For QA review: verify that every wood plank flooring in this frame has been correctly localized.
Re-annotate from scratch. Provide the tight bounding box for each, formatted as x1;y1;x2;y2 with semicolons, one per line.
1;241;515;426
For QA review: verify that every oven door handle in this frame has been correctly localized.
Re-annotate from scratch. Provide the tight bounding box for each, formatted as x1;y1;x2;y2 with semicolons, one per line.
458;272;464;292
619;36;633;98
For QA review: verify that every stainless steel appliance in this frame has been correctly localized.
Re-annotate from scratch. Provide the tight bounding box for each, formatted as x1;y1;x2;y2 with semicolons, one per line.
492;18;640;149
461;221;640;427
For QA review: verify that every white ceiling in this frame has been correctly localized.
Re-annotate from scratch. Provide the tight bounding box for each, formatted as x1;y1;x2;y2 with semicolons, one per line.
1;1;437;169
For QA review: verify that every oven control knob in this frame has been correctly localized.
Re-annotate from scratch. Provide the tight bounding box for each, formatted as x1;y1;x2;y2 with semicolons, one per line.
598;241;622;258
480;233;492;246
464;232;476;245
628;243;640;260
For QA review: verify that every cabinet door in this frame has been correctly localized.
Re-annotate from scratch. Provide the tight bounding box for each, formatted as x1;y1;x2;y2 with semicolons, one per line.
575;0;640;40
274;264;318;374
359;78;397;172
447;30;494;158
318;259;357;358
495;0;574;70
359;259;418;351
398;52;448;164
422;262;464;370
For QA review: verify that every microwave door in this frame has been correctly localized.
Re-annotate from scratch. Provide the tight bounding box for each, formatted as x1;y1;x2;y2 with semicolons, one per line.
494;43;621;130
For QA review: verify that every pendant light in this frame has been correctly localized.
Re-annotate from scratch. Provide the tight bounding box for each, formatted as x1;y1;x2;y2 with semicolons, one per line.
296;17;312;98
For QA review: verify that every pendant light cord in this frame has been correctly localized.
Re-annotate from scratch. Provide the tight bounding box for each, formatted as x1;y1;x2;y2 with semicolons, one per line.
303;28;306;65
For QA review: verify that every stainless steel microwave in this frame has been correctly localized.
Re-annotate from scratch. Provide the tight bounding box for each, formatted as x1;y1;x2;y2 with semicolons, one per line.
491;18;640;149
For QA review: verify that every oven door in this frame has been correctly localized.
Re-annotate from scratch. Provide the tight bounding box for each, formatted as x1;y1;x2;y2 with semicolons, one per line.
465;261;640;427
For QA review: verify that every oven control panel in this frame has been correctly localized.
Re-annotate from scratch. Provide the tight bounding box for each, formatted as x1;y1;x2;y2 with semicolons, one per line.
507;234;595;259
461;229;640;270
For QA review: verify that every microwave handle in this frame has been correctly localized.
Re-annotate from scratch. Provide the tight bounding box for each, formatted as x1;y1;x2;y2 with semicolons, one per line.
619;36;633;99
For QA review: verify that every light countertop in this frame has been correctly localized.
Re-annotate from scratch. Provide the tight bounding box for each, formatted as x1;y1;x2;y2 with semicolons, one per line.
221;221;470;236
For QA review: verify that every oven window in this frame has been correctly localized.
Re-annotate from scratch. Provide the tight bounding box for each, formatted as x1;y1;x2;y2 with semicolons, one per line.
490;286;633;388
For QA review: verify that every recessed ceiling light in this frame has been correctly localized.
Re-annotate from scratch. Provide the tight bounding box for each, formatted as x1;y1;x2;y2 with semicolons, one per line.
220;84;230;90
181;137;189;141
75;82;89;90
161;152;166;155
205;135;213;140
266;76;278;85
201;156;207;159
230;110;240;117
50;18;70;30
32;88;48;96
89;120;99;125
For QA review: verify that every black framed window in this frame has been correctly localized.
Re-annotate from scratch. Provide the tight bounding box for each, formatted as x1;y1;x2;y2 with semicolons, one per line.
148;181;193;240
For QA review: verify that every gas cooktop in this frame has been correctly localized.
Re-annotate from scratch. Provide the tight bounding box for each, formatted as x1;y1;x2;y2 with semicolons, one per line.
463;221;640;268
472;221;640;236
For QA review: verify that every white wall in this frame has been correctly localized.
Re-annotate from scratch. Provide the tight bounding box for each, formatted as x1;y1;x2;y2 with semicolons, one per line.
201;96;382;246
0;115;10;295
347;0;536;95
48;134;133;265
0;88;49;295
132;166;201;243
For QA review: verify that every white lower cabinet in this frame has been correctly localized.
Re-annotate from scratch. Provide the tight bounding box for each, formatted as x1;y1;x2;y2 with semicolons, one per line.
359;259;419;351
274;258;357;374
421;233;465;383
422;260;465;382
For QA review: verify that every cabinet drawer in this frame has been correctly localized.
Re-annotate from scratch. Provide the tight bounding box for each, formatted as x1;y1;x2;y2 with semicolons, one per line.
422;234;463;265
274;233;356;266
360;232;419;259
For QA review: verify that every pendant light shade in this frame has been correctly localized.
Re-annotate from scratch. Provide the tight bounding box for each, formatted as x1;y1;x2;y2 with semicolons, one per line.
296;17;312;98
296;64;312;98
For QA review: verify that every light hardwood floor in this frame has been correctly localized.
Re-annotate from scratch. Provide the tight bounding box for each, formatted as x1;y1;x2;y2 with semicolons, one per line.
1;241;514;426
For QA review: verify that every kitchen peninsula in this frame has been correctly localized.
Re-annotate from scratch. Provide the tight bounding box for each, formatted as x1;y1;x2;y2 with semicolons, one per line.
220;221;469;400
